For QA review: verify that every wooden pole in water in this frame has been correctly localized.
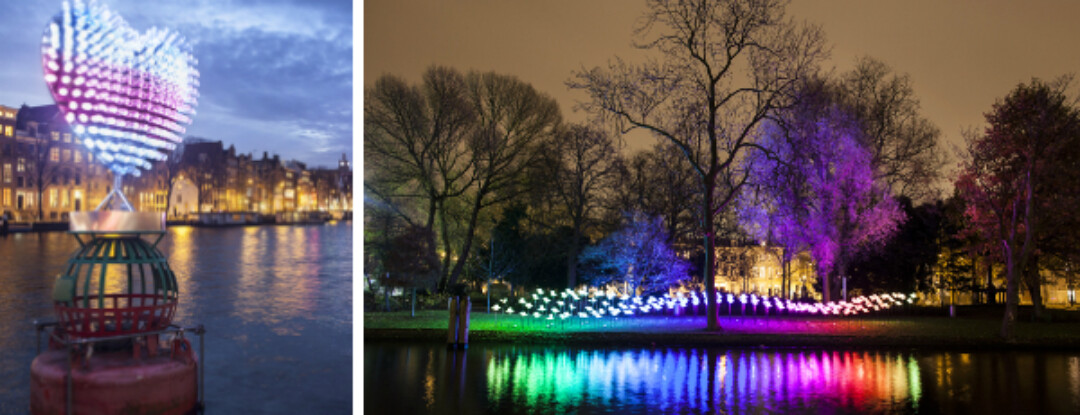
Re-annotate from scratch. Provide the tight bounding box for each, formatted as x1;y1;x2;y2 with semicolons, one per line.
447;297;459;349
457;297;471;349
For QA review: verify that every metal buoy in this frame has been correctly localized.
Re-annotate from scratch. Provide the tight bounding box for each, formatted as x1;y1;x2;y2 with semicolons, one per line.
30;211;204;415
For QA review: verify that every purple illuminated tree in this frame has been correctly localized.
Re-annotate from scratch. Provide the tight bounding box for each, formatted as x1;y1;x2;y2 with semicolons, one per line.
740;80;903;302
578;212;690;295
571;0;826;330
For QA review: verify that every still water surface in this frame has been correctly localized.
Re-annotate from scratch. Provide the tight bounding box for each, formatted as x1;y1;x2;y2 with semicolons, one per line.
366;342;1080;414
0;223;352;414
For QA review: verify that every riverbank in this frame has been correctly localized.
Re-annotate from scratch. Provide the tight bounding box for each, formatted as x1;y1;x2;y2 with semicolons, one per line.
364;310;1080;350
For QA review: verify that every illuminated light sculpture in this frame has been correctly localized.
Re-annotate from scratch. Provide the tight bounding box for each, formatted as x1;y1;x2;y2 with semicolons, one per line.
31;2;203;414
42;0;199;210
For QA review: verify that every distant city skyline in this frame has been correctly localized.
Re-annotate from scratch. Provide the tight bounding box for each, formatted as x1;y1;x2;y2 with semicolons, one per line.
0;0;352;170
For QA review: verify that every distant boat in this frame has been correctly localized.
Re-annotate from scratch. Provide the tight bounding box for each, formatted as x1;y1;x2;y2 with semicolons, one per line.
5;222;40;233
274;211;329;225
192;212;261;227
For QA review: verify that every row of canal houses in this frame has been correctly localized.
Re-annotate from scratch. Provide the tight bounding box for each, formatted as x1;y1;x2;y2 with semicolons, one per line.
0;103;352;222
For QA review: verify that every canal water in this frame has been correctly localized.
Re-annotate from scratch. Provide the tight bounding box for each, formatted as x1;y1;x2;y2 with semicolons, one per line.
365;342;1080;414
0;222;352;414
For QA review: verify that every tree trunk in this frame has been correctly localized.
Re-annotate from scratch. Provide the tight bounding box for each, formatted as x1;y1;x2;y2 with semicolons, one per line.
385;283;391;312
703;177;718;331
971;255;979;303
1026;253;1044;320
784;259;792;299
1000;253;1019;340
567;222;581;289
446;191;484;289
823;267;833;303
838;257;848;302
986;256;995;304
437;202;453;291
37;182;44;220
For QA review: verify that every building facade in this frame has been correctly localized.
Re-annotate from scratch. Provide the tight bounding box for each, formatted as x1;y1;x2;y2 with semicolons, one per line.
1;104;352;221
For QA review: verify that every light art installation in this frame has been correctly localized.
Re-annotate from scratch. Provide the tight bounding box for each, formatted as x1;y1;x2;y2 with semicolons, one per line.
494;287;918;324
41;0;199;209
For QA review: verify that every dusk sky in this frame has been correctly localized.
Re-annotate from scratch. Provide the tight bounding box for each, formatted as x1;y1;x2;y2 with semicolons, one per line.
0;0;352;169
366;0;1080;179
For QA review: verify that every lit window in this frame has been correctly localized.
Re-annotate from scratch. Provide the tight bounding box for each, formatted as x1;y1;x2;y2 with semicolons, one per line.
62;149;71;162
63;133;71;143
50;189;58;208
88;153;93;163
3;126;11;137
3;164;10;183
2;189;9;206
51;132;59;141
17;158;25;172
74;151;81;163
50;148;59;162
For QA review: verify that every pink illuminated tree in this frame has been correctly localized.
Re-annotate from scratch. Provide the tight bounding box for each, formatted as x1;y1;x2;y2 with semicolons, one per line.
955;78;1080;339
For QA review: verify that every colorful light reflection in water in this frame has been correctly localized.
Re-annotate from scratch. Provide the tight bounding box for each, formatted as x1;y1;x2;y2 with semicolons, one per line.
365;343;1080;414
483;348;919;414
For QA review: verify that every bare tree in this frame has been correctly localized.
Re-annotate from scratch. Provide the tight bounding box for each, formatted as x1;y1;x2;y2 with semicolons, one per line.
443;71;561;289
549;124;622;288
956;78;1080;338
838;57;945;203
30;137;62;220
612;142;701;247
365;67;475;226
571;0;825;330
161;142;185;217
365;66;477;281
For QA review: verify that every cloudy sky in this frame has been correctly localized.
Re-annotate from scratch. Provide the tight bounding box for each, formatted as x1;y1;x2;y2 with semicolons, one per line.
0;0;352;169
366;0;1080;180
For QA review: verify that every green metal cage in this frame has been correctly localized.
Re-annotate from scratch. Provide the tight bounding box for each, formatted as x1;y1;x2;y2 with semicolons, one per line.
52;233;178;338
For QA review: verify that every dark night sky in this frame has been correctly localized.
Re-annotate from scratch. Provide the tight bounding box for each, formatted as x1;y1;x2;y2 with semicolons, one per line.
365;0;1080;181
0;0;352;169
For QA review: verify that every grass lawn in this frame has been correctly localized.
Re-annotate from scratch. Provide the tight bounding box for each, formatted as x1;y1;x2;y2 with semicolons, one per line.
363;308;1080;349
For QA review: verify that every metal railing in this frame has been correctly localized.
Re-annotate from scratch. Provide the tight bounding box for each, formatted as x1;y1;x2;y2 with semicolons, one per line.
33;320;206;415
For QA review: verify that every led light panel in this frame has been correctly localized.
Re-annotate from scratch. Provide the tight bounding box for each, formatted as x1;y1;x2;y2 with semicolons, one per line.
42;0;199;177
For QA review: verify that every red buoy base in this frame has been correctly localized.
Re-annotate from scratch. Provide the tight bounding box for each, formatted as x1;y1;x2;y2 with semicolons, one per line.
30;348;197;415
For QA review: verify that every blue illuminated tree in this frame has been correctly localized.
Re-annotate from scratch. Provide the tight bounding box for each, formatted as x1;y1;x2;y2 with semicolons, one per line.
579;212;690;295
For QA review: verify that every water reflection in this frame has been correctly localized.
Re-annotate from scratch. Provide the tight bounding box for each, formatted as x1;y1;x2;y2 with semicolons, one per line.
0;223;352;414
483;348;919;413
365;343;1080;414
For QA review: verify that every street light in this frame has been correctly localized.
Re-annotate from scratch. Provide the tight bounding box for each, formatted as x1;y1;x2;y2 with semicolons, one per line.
1068;262;1076;308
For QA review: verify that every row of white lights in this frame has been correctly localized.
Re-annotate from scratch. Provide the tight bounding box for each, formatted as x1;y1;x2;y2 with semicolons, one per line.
492;288;918;321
